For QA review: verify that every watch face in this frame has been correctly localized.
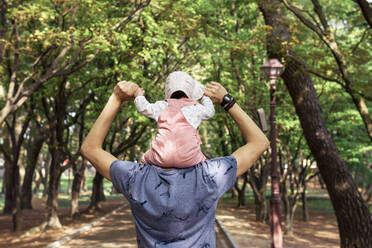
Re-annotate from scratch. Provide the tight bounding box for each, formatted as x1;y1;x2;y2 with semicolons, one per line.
224;95;232;102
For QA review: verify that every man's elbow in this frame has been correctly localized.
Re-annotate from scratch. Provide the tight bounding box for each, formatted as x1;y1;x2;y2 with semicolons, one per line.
80;142;90;159
258;136;270;152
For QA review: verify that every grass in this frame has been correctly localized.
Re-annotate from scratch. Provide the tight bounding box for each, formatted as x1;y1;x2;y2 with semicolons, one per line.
221;187;336;213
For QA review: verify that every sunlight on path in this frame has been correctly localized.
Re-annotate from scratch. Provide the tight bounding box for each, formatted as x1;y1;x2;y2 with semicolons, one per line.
216;211;269;248
216;204;339;248
59;207;137;248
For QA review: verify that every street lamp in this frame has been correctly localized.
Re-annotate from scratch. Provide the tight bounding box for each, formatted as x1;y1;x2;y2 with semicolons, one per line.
261;58;284;248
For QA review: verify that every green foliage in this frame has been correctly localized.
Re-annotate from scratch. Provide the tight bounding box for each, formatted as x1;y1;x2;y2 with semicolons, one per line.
281;0;372;185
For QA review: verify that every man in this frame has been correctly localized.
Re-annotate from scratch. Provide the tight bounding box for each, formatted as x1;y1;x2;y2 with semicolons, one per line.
81;80;269;247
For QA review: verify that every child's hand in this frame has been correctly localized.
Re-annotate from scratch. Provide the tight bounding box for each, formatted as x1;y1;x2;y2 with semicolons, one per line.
204;82;227;104
135;88;145;97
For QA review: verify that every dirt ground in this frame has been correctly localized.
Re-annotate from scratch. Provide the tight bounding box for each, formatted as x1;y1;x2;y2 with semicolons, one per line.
0;196;339;248
0;197;126;248
216;200;339;248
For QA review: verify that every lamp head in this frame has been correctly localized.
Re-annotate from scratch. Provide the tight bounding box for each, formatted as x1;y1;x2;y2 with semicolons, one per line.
261;58;284;79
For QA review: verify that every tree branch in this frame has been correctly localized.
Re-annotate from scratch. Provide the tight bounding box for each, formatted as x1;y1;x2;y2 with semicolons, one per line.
111;0;152;31
356;0;372;29
311;0;330;32
280;0;325;37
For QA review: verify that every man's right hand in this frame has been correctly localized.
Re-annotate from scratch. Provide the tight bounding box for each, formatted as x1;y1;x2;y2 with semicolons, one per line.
113;81;139;102
204;82;228;104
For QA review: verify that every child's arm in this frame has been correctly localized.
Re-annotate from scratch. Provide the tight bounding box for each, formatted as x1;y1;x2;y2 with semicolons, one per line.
134;89;167;121
198;95;215;120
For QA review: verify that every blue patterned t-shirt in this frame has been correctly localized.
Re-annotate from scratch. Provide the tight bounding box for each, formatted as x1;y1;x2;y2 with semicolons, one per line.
110;156;237;248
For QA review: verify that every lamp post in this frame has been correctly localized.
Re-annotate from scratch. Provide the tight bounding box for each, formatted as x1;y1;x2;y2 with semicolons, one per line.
261;58;284;248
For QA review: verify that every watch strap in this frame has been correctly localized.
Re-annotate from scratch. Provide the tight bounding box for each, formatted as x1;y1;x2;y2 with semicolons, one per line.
224;98;236;112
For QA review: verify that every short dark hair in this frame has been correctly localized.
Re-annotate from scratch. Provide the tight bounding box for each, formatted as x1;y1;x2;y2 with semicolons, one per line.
170;91;188;99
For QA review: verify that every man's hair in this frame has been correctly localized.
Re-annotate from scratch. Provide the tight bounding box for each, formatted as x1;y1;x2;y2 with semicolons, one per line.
170;90;188;99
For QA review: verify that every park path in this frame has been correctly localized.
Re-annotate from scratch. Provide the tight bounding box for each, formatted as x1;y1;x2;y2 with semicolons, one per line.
59;205;137;248
56;200;339;248
57;201;239;248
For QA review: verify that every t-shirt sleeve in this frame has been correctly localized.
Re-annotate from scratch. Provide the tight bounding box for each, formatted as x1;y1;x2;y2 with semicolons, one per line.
109;160;138;197
205;156;237;198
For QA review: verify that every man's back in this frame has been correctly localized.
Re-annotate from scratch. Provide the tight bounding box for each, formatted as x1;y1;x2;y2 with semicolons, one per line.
110;156;237;247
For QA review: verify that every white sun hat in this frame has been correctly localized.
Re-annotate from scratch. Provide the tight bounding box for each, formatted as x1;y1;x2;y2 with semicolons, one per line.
164;71;204;101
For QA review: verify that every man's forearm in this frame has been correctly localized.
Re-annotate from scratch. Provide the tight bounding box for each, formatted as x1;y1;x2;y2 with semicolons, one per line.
81;94;122;180
202;81;269;176
229;103;270;177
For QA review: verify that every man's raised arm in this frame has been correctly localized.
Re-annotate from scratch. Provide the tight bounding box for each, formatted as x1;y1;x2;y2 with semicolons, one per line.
204;82;270;177
80;81;139;181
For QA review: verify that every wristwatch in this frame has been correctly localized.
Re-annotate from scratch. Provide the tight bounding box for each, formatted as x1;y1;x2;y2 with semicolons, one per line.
221;94;233;107
221;93;236;112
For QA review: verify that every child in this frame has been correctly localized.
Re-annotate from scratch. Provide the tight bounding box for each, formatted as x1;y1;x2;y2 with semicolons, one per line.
134;71;215;168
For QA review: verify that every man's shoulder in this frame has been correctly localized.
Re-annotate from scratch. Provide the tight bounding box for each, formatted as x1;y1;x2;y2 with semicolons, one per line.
202;156;237;171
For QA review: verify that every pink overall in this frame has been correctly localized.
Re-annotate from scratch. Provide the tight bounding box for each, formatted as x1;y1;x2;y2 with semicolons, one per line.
140;98;206;168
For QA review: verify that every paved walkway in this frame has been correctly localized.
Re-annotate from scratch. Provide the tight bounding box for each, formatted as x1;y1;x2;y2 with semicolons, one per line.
53;201;338;248
59;206;137;248
216;206;269;248
58;203;238;248
54;200;340;248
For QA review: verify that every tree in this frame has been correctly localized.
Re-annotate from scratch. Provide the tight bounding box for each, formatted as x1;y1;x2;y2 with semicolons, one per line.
0;105;31;231
280;0;372;142
0;0;152;124
259;0;372;246
279;143;317;234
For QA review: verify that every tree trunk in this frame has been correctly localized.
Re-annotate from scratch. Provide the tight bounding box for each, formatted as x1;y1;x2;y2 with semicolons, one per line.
11;161;22;231
260;1;372;246
227;188;236;199
70;159;87;217
282;58;372;247
250;172;269;222
364;183;372;203
3;159;22;230
248;158;270;222
301;190;309;222
254;195;267;222
280;179;290;229
357;0;372;29
286;202;298;236
236;186;246;207
302;181;309;222
3;161;13;214
88;171;106;211
347;90;372;143
82;169;87;192
21;135;43;209
40;160;49;198
318;173;325;189
45;154;63;229
234;173;248;208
